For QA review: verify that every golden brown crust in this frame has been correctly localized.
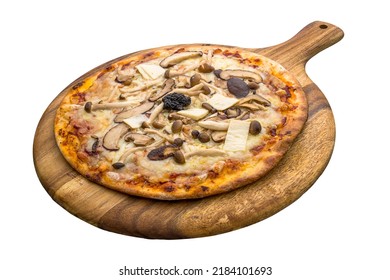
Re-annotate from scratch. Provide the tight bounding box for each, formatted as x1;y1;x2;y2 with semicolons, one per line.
54;44;307;200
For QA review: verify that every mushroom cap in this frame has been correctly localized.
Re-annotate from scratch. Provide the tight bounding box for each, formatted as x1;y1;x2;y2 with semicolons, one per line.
102;123;130;150
114;102;154;123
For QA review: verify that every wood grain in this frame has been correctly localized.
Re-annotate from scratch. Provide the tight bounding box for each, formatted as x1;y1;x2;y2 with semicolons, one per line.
33;21;343;239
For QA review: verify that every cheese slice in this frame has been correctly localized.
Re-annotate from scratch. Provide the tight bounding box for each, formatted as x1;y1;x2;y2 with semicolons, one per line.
208;93;239;111
178;108;209;120
223;120;250;151
123;114;148;129
135;63;165;80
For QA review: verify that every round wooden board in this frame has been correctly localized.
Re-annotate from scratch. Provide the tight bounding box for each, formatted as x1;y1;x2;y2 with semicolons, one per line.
33;21;343;239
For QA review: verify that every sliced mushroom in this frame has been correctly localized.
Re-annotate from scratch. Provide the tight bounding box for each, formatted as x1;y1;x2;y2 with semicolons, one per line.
160;51;203;68
149;79;175;102
114;102;154;122
164;63;200;78
211;131;227;143
225;107;241;118
214;78;227;89
219;69;262;83
238;103;263;111
147;145;179;160
102;123;130;150
124;133;155;146
237;94;271;107
198;120;229;131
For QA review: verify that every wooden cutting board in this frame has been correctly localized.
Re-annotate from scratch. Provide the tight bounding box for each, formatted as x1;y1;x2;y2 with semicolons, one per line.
33;21;343;239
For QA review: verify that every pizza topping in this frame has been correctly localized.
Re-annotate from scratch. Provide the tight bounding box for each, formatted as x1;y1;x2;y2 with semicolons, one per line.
210;131;226;143
185;149;227;159
173;137;184;147
191;130;200;139
149;78;175;102
112;162;125;169
249;120;262;135
190;73;201;87
170;83;206;96
124;133;155;146
102;123;130;150
237;94;271;107
114;102;154;122
147;145;179;161
223;120;250;151
177;108;209;120
227;77;250;98
225;107;241;119
247;81;260;90
207;93;239;111
219;69;262;83
173;150;186;164
171;120;183;134
160;51;203;68
198;132;211;143
84;99;142;112
198;120;229;131
123;114;149;129
201;102;217;113
198;63;215;73
162;93;191;110
135;63;165;80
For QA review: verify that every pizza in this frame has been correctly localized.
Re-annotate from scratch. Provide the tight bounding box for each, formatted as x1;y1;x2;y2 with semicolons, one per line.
54;45;308;200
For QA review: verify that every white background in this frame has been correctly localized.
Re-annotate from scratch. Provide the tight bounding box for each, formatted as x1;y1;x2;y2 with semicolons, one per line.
1;0;389;279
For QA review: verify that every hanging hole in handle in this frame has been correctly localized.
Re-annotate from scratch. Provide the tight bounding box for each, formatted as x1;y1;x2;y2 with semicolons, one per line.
319;24;328;29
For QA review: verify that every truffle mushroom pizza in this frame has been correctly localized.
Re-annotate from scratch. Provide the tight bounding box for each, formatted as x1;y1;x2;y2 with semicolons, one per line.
54;45;308;200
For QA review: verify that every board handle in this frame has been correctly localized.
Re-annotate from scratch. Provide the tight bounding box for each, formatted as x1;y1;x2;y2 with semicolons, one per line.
255;21;344;70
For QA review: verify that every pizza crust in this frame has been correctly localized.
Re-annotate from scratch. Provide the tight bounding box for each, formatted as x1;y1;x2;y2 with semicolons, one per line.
54;44;307;200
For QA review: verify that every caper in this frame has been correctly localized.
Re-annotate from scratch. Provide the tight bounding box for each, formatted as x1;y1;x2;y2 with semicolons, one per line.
249;120;262;135
198;132;210;143
171;120;183;133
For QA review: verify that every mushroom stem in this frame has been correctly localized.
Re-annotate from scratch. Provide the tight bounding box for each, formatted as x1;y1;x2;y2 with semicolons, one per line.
143;128;174;143
169;83;206;96
198;120;230;131
85;99;141;112
146;103;164;125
